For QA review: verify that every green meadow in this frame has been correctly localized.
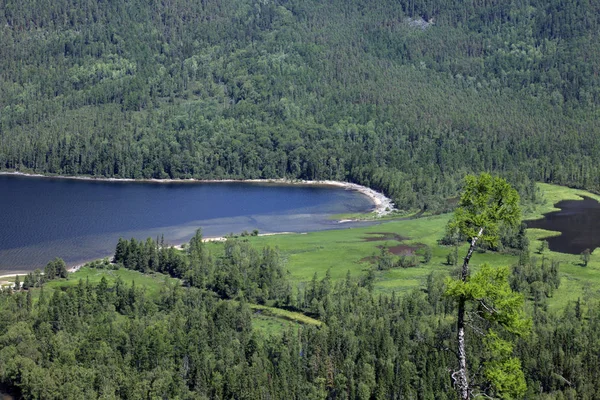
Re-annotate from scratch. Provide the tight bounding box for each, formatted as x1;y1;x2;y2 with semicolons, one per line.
240;183;600;310
243;214;515;292
7;182;600;327
524;183;600;220
246;302;321;335
43;266;177;297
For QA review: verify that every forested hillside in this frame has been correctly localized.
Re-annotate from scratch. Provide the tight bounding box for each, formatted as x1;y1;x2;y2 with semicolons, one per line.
1;234;598;399
1;0;599;210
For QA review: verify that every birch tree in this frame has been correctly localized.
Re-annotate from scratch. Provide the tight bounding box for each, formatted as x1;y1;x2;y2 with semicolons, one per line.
446;173;529;399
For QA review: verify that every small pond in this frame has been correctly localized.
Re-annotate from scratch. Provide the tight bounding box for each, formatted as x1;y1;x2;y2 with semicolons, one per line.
525;196;600;255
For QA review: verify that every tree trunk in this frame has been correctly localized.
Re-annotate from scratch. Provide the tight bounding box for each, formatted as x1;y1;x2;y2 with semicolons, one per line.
455;227;484;400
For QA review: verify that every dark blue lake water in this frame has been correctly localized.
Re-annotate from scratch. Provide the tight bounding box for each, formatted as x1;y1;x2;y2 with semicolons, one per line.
525;195;600;255
0;175;375;274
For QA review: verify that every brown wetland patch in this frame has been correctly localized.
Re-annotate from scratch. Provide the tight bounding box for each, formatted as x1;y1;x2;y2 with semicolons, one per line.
358;231;425;264
384;243;422;256
362;232;408;242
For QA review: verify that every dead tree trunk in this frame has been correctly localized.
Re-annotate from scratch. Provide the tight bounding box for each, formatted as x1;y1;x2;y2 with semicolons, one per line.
454;227;484;400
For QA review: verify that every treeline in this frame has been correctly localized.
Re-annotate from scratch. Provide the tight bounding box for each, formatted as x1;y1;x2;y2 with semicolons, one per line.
113;231;291;305
13;258;69;291
1;0;600;211
2;241;600;398
109;229;600;398
113;236;187;277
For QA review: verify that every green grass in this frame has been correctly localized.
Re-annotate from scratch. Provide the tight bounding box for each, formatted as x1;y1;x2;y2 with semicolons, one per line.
249;303;321;326
7;182;599;319
252;314;291;336
242;213;519;293
61;268;320;333
44;266;177;298
522;184;600;310
525;228;600;311
223;300;320;336
524;183;600;220
235;183;600;310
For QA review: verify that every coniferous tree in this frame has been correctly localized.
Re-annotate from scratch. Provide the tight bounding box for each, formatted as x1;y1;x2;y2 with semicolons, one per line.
446;173;526;399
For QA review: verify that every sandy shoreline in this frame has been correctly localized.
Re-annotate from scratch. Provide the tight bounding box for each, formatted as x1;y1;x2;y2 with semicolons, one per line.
0;171;395;216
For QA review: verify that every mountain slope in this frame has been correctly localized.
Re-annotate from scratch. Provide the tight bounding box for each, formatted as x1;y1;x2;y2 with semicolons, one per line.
1;0;599;209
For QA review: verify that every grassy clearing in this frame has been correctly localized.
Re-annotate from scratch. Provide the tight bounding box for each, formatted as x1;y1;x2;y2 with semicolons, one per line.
526;227;600;311
225;300;320;335
44;266;177;298
252;314;291;336
238;183;600;310
524;183;600;220
243;213;519;294
522;184;600;310
249;303;321;326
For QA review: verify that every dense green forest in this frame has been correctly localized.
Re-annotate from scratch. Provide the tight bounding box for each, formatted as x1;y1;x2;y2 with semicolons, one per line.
1;0;599;210
2;1;600;397
1;231;598;399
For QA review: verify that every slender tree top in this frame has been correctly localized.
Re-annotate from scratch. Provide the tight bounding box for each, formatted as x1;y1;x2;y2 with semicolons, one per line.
450;173;521;246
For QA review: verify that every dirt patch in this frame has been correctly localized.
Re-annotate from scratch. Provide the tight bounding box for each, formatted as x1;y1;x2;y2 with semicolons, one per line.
384;244;422;256
360;232;425;265
362;232;408;242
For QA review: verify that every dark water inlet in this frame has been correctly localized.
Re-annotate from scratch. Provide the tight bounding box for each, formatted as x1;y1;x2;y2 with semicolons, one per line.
0;392;14;400
0;175;376;274
0;383;15;400
525;195;600;255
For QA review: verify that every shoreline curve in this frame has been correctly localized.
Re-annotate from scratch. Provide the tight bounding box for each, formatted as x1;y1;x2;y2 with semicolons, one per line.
0;171;395;216
0;171;396;278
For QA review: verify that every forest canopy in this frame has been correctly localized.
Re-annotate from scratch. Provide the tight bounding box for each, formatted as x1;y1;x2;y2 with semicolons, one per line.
2;2;600;397
1;0;599;210
0;231;595;399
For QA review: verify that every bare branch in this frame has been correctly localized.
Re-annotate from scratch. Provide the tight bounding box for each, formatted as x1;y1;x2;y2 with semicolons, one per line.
466;322;486;336
478;299;498;315
552;373;573;387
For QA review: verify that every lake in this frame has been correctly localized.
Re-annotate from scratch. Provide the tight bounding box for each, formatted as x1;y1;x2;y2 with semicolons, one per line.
525;195;600;255
0;174;375;274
